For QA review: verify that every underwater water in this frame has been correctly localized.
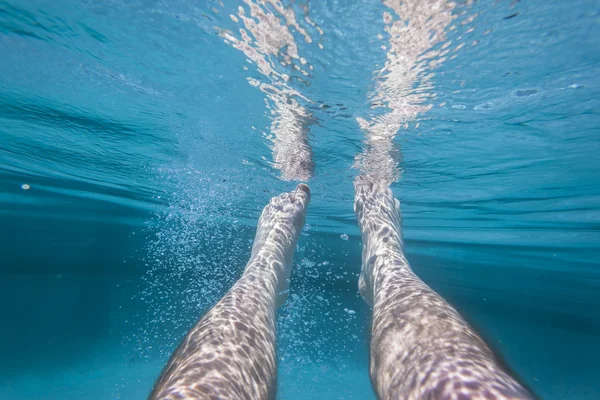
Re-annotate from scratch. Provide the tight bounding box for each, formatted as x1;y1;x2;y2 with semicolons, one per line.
1;0;599;398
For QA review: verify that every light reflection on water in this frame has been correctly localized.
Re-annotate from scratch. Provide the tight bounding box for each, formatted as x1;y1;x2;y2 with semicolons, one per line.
0;0;598;398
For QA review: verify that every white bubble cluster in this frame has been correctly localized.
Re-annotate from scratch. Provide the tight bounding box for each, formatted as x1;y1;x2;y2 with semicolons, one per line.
128;167;253;360
276;234;368;395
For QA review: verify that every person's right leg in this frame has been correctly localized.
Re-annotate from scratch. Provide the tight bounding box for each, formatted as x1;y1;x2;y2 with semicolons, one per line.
354;176;534;400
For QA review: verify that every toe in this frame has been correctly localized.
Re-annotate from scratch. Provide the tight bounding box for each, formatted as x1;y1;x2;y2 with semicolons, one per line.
296;183;310;195
294;183;310;203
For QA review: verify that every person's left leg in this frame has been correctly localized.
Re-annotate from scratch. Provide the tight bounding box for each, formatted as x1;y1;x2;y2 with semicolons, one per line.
150;184;310;400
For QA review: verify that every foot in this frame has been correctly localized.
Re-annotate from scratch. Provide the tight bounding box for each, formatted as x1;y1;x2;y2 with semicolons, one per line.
247;184;311;305
353;175;405;306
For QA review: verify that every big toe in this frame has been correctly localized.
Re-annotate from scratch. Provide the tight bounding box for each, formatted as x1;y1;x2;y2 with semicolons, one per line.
288;183;310;205
294;183;310;202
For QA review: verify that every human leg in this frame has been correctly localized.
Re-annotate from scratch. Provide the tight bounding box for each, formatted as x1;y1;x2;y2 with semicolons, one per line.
354;177;533;400
150;184;310;399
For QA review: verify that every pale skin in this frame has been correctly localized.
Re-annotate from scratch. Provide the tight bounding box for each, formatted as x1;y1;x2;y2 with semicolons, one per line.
150;180;534;400
150;184;310;400
354;176;534;400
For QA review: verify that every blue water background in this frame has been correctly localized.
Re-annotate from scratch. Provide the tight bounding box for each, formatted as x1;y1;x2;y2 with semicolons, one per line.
1;0;599;398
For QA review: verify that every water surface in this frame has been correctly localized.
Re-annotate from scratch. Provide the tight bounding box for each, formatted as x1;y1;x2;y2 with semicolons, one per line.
1;0;599;398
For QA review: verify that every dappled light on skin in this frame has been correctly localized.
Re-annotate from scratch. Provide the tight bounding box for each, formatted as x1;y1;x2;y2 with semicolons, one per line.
353;2;534;398
150;185;310;399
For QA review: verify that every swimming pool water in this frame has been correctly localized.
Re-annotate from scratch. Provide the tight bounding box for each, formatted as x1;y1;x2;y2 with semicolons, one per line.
1;0;599;398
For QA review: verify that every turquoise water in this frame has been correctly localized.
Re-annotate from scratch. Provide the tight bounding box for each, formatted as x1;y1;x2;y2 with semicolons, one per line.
1;0;599;398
